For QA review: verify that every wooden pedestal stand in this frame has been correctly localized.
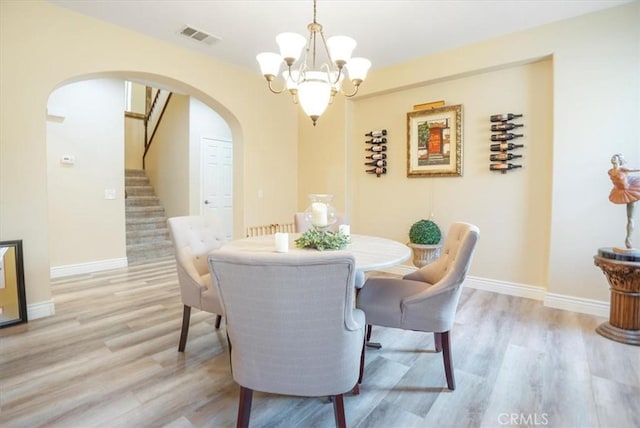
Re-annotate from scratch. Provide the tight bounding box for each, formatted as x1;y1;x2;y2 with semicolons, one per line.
593;248;640;346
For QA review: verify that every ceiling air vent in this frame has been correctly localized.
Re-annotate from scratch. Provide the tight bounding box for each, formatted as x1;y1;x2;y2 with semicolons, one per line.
178;25;221;46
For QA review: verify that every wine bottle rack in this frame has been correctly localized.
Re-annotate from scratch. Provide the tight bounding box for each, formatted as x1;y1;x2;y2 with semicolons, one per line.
489;114;523;174
364;129;388;177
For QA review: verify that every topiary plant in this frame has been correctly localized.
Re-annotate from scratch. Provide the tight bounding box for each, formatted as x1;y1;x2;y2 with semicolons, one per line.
409;219;442;245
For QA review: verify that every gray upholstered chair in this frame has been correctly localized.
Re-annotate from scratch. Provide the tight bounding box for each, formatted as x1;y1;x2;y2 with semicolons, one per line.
356;222;479;390
208;250;365;428
167;215;226;352
294;212;347;233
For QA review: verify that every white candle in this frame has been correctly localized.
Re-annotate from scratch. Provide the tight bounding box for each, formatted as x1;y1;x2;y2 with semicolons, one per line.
339;224;350;236
274;233;289;252
311;202;328;227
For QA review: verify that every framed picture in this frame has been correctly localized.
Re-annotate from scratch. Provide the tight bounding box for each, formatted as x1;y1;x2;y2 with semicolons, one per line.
407;104;463;177
0;240;27;328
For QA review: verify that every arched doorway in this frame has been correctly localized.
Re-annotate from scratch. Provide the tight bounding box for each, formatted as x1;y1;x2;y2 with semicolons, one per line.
46;73;242;276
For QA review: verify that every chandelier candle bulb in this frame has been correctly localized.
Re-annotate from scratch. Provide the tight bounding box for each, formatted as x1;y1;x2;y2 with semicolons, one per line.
311;202;328;227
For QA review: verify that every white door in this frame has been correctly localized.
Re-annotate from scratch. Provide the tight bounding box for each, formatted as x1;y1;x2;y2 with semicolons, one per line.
201;137;233;240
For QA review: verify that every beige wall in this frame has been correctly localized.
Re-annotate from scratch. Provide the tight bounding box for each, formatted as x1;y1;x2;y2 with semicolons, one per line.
46;79;126;268
130;82;146;114
124;117;144;170
299;2;640;303
1;0;637;314
350;60;553;288
145;94;191;218
0;1;298;308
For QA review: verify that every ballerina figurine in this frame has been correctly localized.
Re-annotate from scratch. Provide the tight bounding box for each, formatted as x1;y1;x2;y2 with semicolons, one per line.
608;153;640;250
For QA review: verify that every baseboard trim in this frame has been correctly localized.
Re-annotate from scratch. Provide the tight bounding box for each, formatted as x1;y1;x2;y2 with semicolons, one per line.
544;293;609;318
28;300;55;320
466;275;546;301
50;257;128;278
375;269;609;317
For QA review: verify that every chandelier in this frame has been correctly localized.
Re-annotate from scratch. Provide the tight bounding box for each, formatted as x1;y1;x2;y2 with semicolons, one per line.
256;0;371;126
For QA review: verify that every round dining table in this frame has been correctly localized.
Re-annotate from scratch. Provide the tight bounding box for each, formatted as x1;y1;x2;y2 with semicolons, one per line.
219;233;411;273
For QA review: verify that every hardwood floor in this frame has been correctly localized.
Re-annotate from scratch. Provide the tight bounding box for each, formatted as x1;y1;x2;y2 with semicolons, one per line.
1;258;639;428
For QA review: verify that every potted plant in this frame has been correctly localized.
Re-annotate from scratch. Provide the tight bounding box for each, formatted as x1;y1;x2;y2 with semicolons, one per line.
408;219;442;267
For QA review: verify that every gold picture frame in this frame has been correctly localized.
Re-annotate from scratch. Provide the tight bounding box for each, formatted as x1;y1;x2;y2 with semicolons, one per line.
407;104;463;177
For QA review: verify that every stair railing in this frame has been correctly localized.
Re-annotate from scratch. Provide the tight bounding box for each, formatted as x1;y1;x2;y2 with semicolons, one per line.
142;86;172;169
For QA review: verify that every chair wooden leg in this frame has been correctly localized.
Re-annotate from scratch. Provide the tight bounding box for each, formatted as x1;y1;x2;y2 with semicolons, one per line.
441;331;456;390
178;305;191;352
215;315;222;329
358;335;366;384
237;386;253;428
434;331;443;352
332;394;347;428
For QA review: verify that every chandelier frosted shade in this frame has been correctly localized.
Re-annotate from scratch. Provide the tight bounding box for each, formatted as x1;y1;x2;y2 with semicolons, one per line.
326;36;357;66
297;72;331;122
345;57;372;83
275;32;306;65
256;52;282;78
256;0;371;126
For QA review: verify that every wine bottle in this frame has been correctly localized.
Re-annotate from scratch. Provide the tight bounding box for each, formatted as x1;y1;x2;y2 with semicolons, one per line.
365;153;387;160
491;133;524;141
366;167;387;175
364;160;387;167
490;163;522;171
490;142;524;152
366;145;387;152
365;129;387;137
490;123;524;132
490;153;523;161
490;113;523;122
365;137;387;144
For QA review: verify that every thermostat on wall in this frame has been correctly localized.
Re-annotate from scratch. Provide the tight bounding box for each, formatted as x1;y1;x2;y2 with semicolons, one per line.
60;155;75;165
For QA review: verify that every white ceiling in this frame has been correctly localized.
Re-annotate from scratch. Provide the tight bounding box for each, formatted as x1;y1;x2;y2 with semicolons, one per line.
49;0;632;73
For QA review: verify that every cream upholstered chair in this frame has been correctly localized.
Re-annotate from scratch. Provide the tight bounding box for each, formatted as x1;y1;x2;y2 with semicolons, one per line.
208;250;365;428
356;222;479;390
167;215;226;352
294;212;347;233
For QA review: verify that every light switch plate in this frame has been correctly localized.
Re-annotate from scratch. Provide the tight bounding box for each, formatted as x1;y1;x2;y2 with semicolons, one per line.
104;189;116;200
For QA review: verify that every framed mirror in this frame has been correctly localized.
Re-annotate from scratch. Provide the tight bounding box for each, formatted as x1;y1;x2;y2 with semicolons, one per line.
0;240;27;328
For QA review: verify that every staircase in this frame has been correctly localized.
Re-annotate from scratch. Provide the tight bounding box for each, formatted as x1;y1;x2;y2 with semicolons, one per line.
125;169;174;264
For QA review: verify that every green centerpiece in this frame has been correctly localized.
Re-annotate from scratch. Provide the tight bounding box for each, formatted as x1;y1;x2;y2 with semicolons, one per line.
408;219;442;267
295;228;350;251
409;219;442;245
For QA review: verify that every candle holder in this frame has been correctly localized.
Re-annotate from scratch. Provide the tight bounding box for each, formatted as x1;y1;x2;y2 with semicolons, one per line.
304;194;337;231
